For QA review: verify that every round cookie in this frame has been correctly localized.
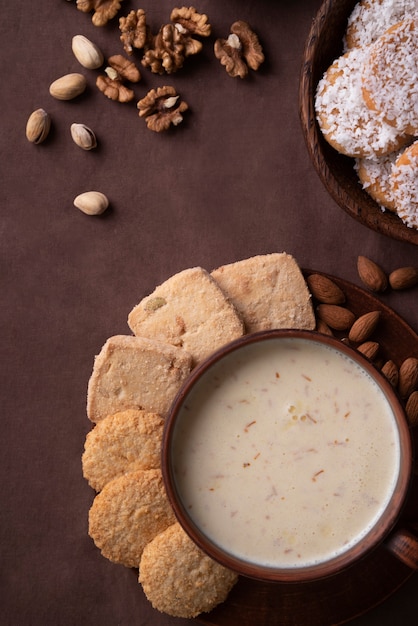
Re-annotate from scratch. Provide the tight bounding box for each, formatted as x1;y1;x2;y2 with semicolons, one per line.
139;523;238;618
344;0;417;49
82;409;164;492
354;150;402;212
391;140;418;228
315;46;408;158
362;18;418;135
88;469;176;568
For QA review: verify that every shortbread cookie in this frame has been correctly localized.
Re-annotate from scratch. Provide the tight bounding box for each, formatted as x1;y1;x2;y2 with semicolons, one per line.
139;523;238;618
88;469;176;568
391;140;418;228
315;46;409;158
354;150;401;212
87;335;192;422
211;253;315;334
344;0;417;49
128;267;244;366
362;18;418;135
82;409;164;492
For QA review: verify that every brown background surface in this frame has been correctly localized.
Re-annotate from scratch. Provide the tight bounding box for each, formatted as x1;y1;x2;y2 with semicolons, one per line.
1;1;417;625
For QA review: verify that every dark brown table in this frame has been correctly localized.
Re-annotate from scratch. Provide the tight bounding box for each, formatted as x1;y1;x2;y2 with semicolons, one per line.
2;1;417;624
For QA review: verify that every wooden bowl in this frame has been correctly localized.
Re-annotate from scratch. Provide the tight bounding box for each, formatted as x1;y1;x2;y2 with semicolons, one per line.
299;0;418;245
162;329;414;583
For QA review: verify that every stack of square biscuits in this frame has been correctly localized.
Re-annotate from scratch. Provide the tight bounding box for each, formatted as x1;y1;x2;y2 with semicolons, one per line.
83;252;315;618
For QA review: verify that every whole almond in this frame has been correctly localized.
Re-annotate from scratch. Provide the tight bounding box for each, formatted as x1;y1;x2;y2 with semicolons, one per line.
49;73;87;100
405;391;418;428
25;108;51;144
72;35;104;69
398;357;418;398
381;360;399;388
389;267;418;290
357;341;379;360
74;191;109;216
357;256;388;292
316;304;356;331
307;274;345;304
316;319;334;336
348;310;381;343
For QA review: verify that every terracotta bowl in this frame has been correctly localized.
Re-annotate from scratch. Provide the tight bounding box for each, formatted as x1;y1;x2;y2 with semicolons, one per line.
162;329;415;583
299;0;418;245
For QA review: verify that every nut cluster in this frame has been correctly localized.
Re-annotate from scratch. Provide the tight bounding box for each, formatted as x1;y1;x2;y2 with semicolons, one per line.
30;4;265;143
58;5;264;134
26;5;265;214
119;7;211;75
307;272;418;428
25;31;110;215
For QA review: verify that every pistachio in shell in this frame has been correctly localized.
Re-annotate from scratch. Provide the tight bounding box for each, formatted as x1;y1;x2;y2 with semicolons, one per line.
49;73;87;100
70;123;97;150
74;191;109;216
26;108;51;144
72;35;104;69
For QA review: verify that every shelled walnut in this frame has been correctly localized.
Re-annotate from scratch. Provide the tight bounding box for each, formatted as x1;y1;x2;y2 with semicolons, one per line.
141;7;210;75
170;6;211;38
141;23;198;75
119;9;150;56
137;86;188;132
214;21;264;78
96;54;140;103
76;0;124;27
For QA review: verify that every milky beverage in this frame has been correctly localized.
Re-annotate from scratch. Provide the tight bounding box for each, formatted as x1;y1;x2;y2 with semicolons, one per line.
172;337;401;568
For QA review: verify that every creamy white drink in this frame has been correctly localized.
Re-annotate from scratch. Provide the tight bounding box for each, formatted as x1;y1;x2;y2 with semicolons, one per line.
171;336;401;569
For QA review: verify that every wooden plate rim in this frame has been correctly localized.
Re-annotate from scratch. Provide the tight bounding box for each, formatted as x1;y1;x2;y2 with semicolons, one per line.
298;0;418;246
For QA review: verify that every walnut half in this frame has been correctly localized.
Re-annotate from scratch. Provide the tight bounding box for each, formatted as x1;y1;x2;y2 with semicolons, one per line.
96;55;141;103
119;9;150;56
214;21;264;78
141;23;190;75
170;6;211;38
137;86;189;132
76;0;124;27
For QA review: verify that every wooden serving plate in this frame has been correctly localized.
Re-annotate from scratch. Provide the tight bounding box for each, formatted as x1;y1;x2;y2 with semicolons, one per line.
299;0;418;246
195;271;418;626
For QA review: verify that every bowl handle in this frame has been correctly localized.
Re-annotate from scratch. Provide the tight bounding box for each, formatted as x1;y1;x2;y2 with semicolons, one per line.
385;526;418;570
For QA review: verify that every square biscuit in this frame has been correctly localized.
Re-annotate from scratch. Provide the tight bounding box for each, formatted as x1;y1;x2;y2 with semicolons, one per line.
211;253;315;333
127;267;244;365
87;335;193;423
